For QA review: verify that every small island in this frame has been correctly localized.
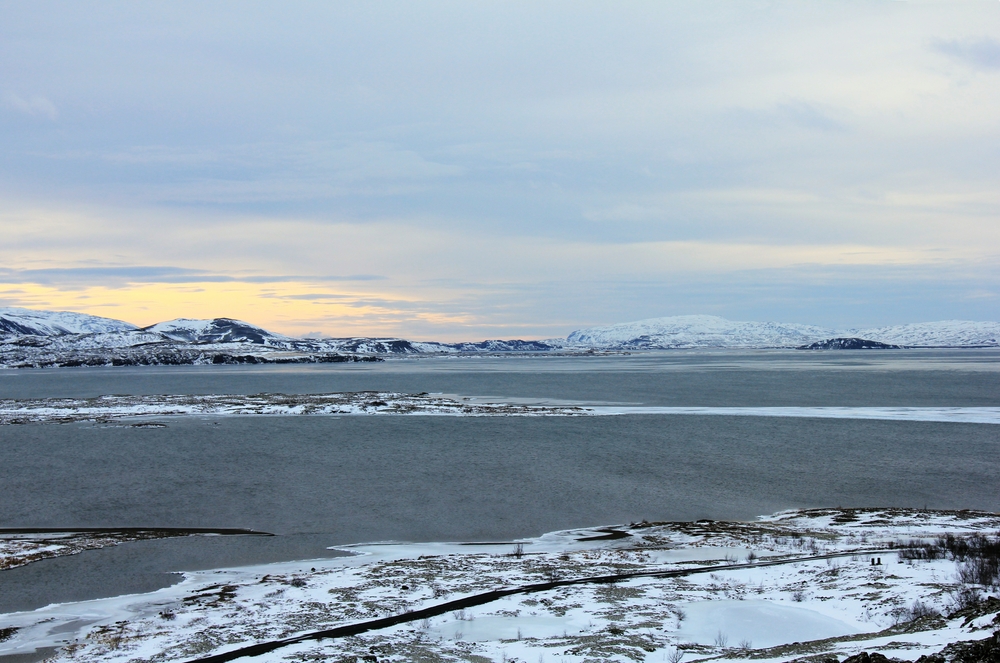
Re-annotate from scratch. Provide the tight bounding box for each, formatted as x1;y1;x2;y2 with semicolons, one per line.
798;338;903;350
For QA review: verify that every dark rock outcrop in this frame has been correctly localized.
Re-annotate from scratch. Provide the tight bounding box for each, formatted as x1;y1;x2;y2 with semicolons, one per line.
915;631;1000;663
798;338;903;350
843;653;901;663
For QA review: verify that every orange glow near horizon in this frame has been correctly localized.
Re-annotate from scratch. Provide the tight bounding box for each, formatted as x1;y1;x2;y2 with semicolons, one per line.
0;281;480;340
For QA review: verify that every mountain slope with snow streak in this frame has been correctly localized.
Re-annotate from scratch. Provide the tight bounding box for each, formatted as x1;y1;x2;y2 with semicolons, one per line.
856;320;1000;347
0;307;138;337
565;315;1000;349
2;308;999;369
565;315;834;349
143;318;292;345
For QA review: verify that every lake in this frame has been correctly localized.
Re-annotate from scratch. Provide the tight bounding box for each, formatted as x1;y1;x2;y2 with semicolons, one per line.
1;350;997;611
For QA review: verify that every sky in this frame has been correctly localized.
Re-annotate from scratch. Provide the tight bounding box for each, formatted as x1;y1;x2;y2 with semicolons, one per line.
1;1;998;340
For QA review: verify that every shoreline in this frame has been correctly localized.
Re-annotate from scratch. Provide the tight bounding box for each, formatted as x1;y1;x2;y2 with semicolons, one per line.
2;392;999;425
2;507;998;663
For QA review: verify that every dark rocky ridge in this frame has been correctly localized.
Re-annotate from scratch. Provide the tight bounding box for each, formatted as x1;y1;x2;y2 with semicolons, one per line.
798;337;903;350
1;346;380;369
0;313;564;368
143;318;277;345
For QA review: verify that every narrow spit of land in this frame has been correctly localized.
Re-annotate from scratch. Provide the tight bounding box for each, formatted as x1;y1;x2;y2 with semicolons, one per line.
2;392;999;424
0;529;272;572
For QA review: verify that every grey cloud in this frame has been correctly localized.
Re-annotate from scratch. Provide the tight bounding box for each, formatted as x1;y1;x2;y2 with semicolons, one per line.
2;92;58;120
422;263;1000;335
725;101;847;135
772;102;846;133
1;3;998;332
934;37;1000;70
265;294;352;300
0;266;385;285
241;275;386;283
93;142;461;180
0;266;209;284
28;141;463;205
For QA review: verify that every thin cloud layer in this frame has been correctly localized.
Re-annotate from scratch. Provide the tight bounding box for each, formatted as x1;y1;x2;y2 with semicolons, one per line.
934;36;1000;70
0;2;997;337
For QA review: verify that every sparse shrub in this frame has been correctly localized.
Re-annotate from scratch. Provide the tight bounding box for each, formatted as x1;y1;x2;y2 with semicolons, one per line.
891;599;940;624
958;555;1000;589
289;577;307;587
908;600;940;620
746;551;757;563
949;585;982;612
896;534;999;591
791;589;806;602
714;630;729;648
738;639;753;651
512;543;524;559
667;648;685;663
897;539;945;561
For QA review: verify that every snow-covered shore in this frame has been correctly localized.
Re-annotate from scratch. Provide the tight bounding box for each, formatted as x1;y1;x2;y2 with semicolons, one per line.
1;508;997;663
2;392;1000;425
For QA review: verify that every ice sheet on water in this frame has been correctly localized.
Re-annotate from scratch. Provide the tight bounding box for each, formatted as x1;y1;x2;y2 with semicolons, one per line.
676;600;863;649
592;406;1000;424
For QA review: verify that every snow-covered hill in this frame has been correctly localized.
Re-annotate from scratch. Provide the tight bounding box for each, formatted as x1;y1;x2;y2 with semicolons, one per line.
564;315;1000;349
0;308;565;368
565;315;834;349
143;318;291;345
856;321;1000;347
0;307;138;337
413;339;555;353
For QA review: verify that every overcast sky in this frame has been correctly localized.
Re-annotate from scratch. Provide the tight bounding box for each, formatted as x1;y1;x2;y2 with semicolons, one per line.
2;1;998;339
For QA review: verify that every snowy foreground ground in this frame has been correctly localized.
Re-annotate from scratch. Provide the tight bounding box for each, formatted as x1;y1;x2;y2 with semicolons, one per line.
1;508;998;663
2;392;1000;425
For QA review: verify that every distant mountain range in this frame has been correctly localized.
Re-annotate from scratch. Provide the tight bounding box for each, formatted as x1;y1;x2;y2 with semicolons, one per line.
0;307;557;368
0;307;997;368
563;315;1000;350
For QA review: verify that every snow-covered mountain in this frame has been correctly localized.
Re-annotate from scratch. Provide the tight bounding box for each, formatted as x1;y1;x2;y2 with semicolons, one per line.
143;318;291;346
856;321;1000;348
414;339;556;353
565;315;834;349
2;307;998;369
564;315;1000;349
0;307;138;337
0;308;564;368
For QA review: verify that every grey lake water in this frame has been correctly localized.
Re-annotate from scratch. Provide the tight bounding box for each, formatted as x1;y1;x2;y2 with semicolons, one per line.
1;350;998;612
